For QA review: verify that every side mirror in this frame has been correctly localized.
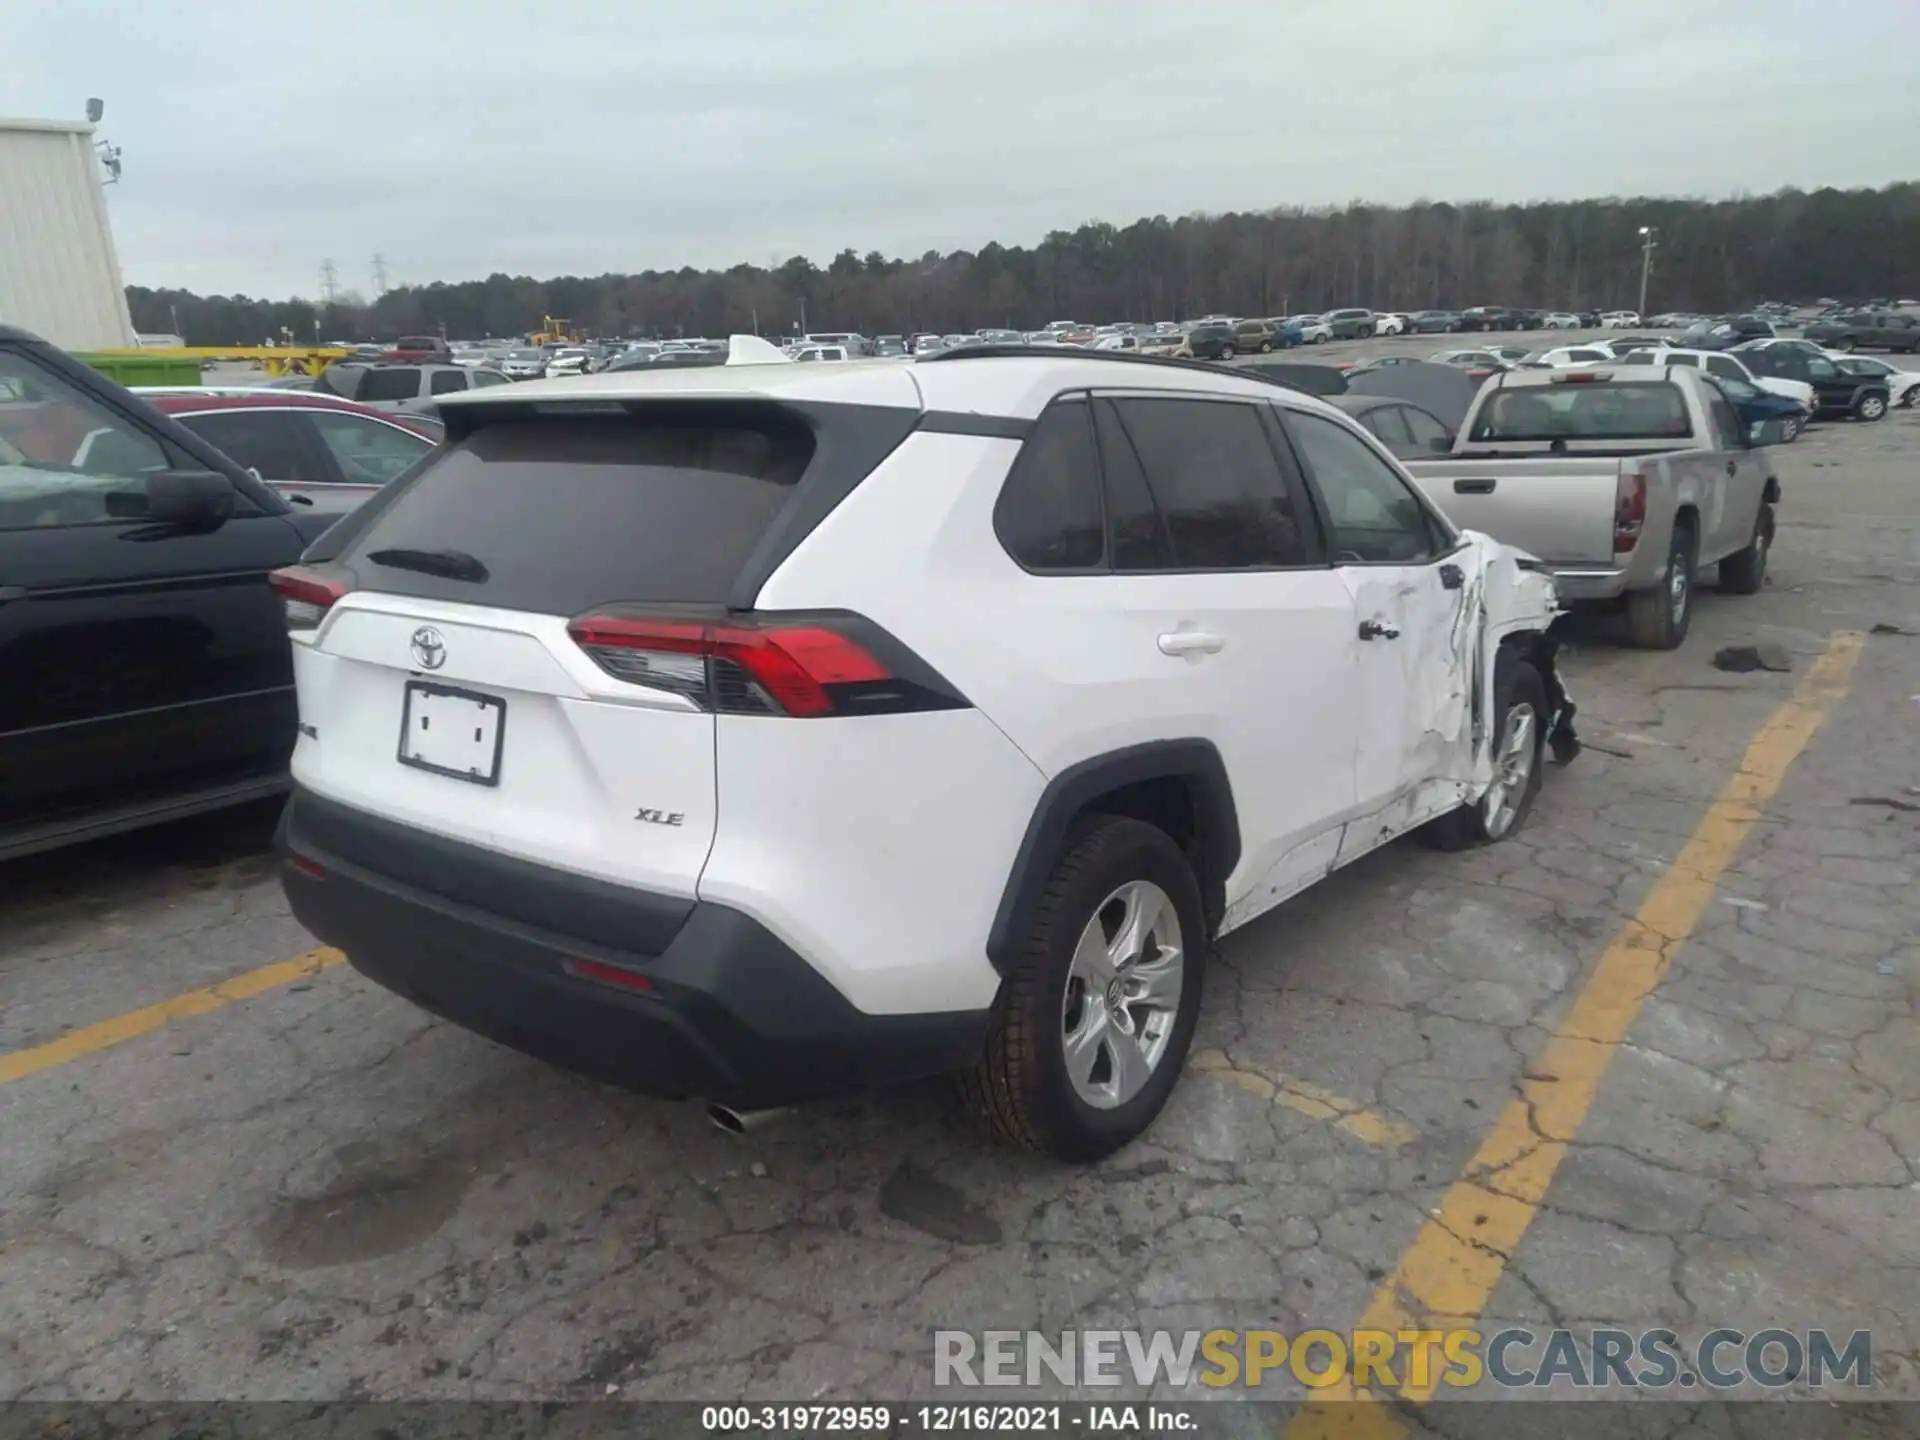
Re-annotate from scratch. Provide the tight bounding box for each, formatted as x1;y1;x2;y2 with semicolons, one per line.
1428;434;1453;453
105;469;235;526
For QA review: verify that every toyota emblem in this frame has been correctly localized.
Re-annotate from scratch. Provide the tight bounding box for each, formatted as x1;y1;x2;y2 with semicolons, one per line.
410;625;447;670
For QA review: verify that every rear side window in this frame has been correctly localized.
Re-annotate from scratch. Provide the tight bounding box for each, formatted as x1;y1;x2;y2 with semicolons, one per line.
428;369;469;395
993;399;1104;571
339;408;815;611
1106;397;1310;568
1468;382;1692;441
358;369;422;403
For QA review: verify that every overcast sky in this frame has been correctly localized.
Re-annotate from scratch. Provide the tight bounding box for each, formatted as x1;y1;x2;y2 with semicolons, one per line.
6;0;1918;299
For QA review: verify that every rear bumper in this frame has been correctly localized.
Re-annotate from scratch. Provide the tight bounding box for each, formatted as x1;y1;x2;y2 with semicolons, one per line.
1543;566;1631;601
277;788;989;1108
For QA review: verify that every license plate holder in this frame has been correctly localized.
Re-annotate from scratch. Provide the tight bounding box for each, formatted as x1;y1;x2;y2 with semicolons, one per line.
397;681;506;786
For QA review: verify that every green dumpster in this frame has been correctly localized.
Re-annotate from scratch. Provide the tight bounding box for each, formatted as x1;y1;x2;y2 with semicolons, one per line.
74;353;204;388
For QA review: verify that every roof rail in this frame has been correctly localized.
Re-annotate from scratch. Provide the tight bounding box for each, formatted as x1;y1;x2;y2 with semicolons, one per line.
914;343;1314;393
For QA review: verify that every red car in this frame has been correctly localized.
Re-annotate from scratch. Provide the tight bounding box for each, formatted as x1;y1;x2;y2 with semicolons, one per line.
380;334;454;363
133;388;439;515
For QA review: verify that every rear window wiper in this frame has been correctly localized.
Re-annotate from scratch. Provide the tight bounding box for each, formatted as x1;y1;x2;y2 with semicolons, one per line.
364;547;490;583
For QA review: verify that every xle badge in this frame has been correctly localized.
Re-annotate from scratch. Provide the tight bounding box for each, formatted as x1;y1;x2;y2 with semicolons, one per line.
635;808;686;827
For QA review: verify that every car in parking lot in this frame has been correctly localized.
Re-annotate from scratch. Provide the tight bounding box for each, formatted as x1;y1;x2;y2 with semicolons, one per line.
269;346;1575;1159
1541;311;1582;328
1289;314;1333;344
497;348;548;380
1229;318;1278;353
1804;311;1920;353
1609;347;1816;416
1600;310;1642;328
1373;313;1408;336
1328;393;1457;460
1831;354;1920;407
133;389;439;514
1401;366;1783;649
1178;321;1235;359
1409;310;1462;334
1322;308;1376;339
0;325;339;861
1735;344;1893;421
1459;306;1515;333
1427;349;1511;382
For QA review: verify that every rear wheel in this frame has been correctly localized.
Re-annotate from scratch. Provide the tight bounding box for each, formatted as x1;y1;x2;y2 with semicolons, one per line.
1259;340;1273;353
1624;521;1697;649
957;816;1205;1161
1719;502;1774;595
1421;655;1548;850
1856;391;1888;422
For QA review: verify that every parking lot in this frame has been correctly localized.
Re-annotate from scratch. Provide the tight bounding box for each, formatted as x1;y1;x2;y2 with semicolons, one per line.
3;349;1918;1419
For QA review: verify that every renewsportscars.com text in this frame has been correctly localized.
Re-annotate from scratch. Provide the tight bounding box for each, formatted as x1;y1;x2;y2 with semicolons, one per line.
933;1327;1872;1392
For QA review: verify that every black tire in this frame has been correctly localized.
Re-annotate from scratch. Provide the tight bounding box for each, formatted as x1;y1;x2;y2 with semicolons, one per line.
1719;502;1773;595
1781;414;1803;442
1420;654;1549;851
1855;391;1888;422
1624;519;1697;649
956;815;1206;1162
1259;340;1272;353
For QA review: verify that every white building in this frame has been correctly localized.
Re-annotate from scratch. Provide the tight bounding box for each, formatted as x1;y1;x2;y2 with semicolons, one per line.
0;117;137;349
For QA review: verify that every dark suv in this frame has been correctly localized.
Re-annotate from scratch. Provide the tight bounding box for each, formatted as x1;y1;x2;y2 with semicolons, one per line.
1803;311;1920;354
1322;308;1376;340
1459;306;1515;332
1739;345;1892;421
1180;322;1235;360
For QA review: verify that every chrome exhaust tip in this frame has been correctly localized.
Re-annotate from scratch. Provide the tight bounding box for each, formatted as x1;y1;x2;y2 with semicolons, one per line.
707;1102;790;1135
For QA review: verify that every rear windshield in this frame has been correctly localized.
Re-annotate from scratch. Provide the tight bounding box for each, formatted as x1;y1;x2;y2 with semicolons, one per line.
1468;382;1692;442
338;409;815;612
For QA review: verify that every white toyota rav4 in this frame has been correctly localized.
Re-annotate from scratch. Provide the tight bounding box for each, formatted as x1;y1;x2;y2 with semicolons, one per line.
273;348;1578;1160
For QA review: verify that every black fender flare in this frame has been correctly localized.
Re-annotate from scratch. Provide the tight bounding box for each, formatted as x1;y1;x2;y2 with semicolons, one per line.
986;740;1240;974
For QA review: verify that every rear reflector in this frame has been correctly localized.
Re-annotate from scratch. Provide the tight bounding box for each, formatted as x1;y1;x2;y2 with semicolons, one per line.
269;566;350;630
286;854;326;880
568;959;655;995
568;612;962;718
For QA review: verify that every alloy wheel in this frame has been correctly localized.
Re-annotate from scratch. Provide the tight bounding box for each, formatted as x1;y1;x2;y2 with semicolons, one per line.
1061;880;1184;1110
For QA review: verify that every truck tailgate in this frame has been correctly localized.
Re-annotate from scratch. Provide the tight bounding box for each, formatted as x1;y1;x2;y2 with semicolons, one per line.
1401;459;1623;567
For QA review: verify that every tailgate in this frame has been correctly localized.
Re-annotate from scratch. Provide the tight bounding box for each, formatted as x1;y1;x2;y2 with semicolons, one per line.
1402;460;1623;566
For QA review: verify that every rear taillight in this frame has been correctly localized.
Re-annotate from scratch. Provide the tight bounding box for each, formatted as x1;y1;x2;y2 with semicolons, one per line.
269;566;350;631
1613;471;1648;554
566;612;962;718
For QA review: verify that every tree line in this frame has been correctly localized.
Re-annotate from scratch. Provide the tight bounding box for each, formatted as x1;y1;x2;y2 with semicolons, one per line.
125;182;1920;347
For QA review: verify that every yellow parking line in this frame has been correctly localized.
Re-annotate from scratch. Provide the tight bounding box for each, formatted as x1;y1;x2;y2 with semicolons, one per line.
0;946;345;1086
1283;630;1866;1439
1192;1048;1418;1147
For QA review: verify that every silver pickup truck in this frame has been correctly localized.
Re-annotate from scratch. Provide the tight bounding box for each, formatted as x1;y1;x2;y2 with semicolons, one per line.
1400;366;1784;648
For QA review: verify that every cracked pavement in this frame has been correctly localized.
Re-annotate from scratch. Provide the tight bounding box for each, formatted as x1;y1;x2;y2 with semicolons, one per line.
1;406;1917;1415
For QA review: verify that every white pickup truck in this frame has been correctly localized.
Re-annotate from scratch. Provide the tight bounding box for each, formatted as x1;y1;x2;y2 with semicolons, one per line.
1400;366;1786;648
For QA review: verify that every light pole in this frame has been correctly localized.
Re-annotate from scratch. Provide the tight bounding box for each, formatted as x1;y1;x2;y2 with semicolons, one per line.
1637;226;1657;320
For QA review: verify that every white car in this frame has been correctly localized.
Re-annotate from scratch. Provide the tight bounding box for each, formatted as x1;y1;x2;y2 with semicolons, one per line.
1373;313;1408;336
1291;315;1333;343
270;348;1575;1160
794;344;851;362
1540;312;1582;329
543;348;594;376
1530;344;1616;368
1600;311;1642;328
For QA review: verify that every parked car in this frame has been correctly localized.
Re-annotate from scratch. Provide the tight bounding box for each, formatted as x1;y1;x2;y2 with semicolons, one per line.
1373;313;1408;336
544;347;595;377
1409;310;1462;334
317;362;513;412
1400;367;1784;649
1178;321;1236;360
1235;361;1349;397
874;335;908;358
0;325;339;859
380;335;454;364
133;389;439;514
1830;355;1920;408
1328;394;1457;460
1734;345;1893;421
1709;315;1779;346
1700;372;1811;443
1427;349;1511;383
1136;333;1184;357
1541;312;1582;329
493;349;546;380
1487;345;1535;366
1600;311;1642;328
1230;318;1279;354
1608;347;1816;419
1459;306;1515;333
270;345;1573;1161
1289;315;1334;344
1802;311;1920;353
795;344;852;362
1531;344;1618;369
1322;309;1376;340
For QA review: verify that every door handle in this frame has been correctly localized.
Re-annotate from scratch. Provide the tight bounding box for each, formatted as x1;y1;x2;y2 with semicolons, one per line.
1726;459;1738;476
0;585;26;605
1454;478;1497;494
1358;619;1401;641
1157;630;1225;657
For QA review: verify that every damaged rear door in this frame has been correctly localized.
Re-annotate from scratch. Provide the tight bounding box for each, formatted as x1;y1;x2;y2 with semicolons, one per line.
1275;407;1477;858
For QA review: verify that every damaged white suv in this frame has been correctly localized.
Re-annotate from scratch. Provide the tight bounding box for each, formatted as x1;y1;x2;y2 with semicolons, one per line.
272;347;1577;1161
